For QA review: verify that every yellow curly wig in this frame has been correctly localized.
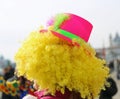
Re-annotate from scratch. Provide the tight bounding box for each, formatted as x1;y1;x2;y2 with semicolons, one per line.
15;28;109;99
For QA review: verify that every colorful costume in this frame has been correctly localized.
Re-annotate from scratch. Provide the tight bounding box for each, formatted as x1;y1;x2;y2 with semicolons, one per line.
15;13;109;99
0;76;19;96
0;76;35;98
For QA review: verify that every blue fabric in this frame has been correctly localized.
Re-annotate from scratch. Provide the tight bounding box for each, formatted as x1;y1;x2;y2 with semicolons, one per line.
20;90;28;99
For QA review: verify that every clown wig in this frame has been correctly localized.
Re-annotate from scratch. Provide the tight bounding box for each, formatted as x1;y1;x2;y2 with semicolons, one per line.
15;13;109;99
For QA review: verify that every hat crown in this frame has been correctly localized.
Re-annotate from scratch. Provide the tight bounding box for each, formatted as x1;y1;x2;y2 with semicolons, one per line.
48;13;93;42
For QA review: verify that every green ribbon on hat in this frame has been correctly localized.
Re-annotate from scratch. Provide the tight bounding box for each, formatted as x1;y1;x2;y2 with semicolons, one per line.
56;29;80;40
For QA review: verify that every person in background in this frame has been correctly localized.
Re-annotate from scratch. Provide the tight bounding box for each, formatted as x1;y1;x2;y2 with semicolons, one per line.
109;61;114;73
95;53;117;99
3;65;15;80
2;65;20;99
99;62;117;99
116;59;120;79
99;77;117;99
18;76;35;99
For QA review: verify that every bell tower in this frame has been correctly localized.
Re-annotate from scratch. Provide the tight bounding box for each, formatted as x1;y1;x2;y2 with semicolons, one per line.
109;34;112;48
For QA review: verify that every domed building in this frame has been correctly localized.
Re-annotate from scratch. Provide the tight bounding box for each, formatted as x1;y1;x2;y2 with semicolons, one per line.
106;32;120;62
96;32;120;62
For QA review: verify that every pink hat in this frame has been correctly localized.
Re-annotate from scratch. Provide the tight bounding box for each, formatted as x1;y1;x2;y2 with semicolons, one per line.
47;13;93;43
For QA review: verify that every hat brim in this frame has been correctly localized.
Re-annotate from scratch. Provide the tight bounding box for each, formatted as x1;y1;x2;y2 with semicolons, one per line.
52;31;71;41
51;30;80;46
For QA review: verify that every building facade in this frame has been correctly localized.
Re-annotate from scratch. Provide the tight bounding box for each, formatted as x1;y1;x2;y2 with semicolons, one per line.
96;32;120;63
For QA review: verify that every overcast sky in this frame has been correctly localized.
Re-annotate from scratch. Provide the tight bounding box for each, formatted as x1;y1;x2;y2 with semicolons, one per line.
0;0;120;61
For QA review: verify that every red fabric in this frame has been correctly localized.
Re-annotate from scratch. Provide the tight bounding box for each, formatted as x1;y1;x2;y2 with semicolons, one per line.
29;89;36;96
34;90;71;99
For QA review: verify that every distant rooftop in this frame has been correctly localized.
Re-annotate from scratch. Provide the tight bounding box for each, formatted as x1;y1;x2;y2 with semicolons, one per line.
114;32;120;42
111;32;120;47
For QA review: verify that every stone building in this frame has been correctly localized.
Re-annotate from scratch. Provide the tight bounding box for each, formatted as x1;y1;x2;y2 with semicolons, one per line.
96;32;120;63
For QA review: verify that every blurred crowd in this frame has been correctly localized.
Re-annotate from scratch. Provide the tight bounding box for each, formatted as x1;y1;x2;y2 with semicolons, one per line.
0;56;36;99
